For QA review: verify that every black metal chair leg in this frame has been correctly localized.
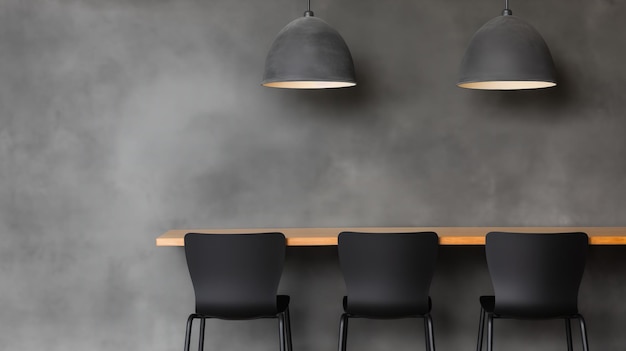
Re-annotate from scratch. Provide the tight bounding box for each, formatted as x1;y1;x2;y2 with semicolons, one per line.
285;308;293;351
577;315;590;351
423;317;430;351
425;314;436;351
565;318;573;351
184;315;195;351
338;314;349;351
476;307;485;351
278;313;286;351
487;314;494;351
198;317;206;351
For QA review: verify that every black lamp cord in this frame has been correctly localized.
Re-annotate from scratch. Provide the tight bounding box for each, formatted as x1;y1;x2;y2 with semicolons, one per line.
503;0;512;15
304;0;314;17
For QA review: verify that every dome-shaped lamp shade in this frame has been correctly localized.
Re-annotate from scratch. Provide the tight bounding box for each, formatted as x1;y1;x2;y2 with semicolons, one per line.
262;15;356;89
458;15;556;90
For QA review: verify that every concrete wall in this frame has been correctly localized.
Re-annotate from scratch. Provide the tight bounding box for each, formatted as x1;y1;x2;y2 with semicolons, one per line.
1;0;625;350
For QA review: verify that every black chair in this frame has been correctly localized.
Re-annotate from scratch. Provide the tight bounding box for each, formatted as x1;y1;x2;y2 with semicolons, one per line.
337;231;439;351
477;232;590;351
183;232;292;351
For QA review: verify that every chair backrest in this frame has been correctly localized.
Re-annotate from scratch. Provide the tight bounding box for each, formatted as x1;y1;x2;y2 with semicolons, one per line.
184;232;286;319
485;232;588;318
338;232;439;317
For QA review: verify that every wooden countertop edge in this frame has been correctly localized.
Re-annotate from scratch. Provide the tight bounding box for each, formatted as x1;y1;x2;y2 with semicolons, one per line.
156;227;626;246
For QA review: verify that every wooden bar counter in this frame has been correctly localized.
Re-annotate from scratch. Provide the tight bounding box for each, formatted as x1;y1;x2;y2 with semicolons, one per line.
156;227;626;246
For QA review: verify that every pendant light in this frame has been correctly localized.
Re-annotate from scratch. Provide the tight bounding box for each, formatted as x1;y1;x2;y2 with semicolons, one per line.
262;0;356;89
457;0;556;90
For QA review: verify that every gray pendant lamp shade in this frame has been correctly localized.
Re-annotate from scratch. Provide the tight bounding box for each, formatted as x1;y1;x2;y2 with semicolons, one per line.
262;6;356;89
458;2;557;90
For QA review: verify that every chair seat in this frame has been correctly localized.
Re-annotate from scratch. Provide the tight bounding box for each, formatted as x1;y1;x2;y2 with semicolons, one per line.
479;295;579;319
277;295;290;313
342;296;432;318
196;295;291;319
479;296;495;313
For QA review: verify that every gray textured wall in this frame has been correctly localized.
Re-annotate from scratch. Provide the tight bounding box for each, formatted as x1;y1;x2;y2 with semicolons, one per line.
1;0;625;350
